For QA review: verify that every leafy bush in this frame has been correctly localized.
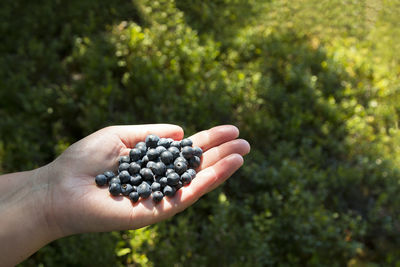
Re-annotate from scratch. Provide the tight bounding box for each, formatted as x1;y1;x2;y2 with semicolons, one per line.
0;0;399;266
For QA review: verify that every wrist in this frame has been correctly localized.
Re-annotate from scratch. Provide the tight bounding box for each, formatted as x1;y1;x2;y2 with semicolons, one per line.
0;166;64;265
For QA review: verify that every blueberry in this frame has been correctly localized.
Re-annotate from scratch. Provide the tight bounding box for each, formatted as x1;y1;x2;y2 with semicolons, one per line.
128;162;141;175
181;138;193;147
160;151;173;164
146;148;159;160
151;182;161;192
163;185;176;197
189;156;201;169
118;162;130;173
159;177;168;187
175;181;183;191
95;174;107;186
193;146;203;157
181;146;194;159
167;138;174;144
140;168;154;181
156;146;167;155
168;146;180;159
174;156;188;164
180;172;192;185
187;168;197;179
130;173;142;185
146;161;157;172
119;155;130;164
135;142;146;148
129;148;142;161
165;168;175;176
170;140;181;149
109;183;122;196
154;162;167;176
121;184;134;196
152;191;164;203
110;177;121;184
119;170;131;183
174;161;187;175
137;182;151;198
166;164;174;170
103;171;115;182
129;191;140;202
167;172;180;186
141;155;149;166
145;134;160;148
157;138;171;148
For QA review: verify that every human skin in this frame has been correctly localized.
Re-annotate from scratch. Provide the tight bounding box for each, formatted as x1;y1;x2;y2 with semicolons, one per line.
0;124;250;266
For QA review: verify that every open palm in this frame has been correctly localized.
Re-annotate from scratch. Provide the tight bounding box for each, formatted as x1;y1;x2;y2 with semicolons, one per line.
46;124;250;236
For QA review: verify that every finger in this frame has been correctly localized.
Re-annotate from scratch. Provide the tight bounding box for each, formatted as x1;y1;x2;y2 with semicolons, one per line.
175;154;244;208
199;139;250;170
189;125;239;152
110;124;184;148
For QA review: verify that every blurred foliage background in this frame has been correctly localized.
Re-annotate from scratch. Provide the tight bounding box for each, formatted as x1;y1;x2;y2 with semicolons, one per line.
1;0;400;266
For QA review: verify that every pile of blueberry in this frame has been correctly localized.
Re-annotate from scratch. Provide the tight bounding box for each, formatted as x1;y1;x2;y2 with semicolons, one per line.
94;134;202;203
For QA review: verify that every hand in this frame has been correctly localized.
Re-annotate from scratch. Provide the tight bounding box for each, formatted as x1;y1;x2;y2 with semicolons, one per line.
45;124;250;236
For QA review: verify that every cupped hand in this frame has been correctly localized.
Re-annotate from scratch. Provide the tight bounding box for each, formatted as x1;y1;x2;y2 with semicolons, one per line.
45;124;250;237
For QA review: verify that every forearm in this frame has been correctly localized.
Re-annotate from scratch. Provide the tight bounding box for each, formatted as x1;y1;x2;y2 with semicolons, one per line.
0;167;61;266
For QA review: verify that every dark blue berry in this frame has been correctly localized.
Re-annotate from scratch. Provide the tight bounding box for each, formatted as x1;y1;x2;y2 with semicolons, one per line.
151;182;161;192
140;168;154;181
110;177;121;184
119;156;130;164
160;151;173;164
145;134;160;148
163;185;176;197
170;140;181;149
135;141;146;149
118;162;130;173
175;181;183;191
174;161;187;175
128;162;141;175
121;184;134;196
146;161;157;172
130;174;142;185
141;155;149;166
181;146;194;159
137;182;151;198
189;156;201;169
181;172;192;185
159;177;168;187
156;146;167;155
174;156;188;165
109;183;122;196
119;170;131;183
129;191;140;202
152;191;164;203
167;172;180;186
129;148;142;161
168;146;180;159
165;168;175;176
157;138;170;148
95;174;107;186
103;171;115;182
181;138;193;147
154;162;167;176
146;148;159;160
187;169;197;179
193;146;203;157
